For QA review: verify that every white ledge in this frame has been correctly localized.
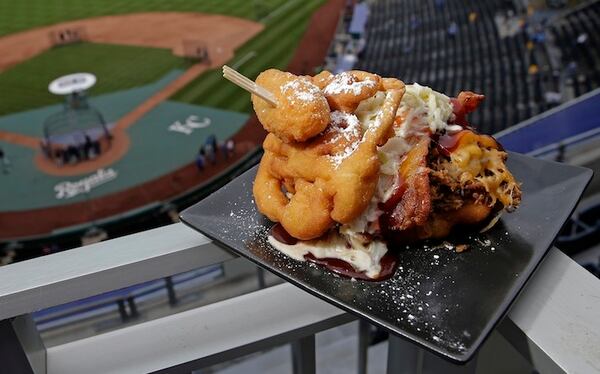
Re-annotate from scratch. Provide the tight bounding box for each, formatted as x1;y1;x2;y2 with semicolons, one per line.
46;283;349;374
0;223;598;373
0;223;233;320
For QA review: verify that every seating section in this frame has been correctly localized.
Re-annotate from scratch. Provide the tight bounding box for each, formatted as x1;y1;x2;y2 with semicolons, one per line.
355;0;600;134
550;1;600;97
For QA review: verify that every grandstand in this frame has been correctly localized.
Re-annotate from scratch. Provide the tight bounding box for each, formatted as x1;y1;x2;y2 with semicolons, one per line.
550;0;600;96
355;0;600;134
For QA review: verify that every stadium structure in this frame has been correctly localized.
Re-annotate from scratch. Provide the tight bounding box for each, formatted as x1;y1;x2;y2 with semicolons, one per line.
0;1;599;373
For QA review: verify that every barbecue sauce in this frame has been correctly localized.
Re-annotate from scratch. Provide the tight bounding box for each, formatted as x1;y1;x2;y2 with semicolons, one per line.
271;223;298;245
304;253;398;281
435;129;504;157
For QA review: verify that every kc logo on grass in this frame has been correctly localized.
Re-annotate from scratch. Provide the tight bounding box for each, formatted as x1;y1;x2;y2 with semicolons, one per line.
54;168;118;199
168;115;211;135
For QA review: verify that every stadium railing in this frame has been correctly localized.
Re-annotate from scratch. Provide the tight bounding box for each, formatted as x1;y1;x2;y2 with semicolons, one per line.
0;222;598;374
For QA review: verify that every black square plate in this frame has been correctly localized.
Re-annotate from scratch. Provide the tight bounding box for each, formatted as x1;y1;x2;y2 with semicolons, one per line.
180;153;592;363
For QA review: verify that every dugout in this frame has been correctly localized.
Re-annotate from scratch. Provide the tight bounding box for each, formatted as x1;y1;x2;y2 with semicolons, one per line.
42;73;111;165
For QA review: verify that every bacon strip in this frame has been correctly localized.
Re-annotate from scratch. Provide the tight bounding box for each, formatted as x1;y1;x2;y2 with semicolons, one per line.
451;91;485;126
381;137;431;231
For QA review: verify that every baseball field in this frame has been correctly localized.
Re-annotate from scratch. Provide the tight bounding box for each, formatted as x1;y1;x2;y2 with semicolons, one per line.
0;0;325;114
0;0;343;241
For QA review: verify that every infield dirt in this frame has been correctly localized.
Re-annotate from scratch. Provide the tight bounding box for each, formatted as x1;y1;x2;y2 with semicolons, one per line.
0;12;263;176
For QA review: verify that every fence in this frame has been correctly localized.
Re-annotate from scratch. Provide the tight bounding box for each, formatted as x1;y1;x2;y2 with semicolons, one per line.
0;222;598;373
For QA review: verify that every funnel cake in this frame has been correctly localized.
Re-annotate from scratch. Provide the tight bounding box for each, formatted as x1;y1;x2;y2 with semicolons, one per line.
253;69;405;240
250;70;521;280
252;69;331;143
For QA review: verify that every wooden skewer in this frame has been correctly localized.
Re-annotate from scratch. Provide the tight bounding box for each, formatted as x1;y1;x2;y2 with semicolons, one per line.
222;65;278;107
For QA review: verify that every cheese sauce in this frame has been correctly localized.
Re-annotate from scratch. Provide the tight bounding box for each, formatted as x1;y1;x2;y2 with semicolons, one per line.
268;224;397;281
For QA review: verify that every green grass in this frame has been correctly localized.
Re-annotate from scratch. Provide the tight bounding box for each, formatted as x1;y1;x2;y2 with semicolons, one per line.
0;0;288;36
0;0;326;116
0;43;189;115
171;0;325;113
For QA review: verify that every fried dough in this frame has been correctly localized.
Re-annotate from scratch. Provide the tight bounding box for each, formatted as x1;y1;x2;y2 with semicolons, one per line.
252;69;330;142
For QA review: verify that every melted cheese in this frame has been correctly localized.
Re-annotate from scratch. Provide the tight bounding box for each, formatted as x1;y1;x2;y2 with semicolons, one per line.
441;131;519;207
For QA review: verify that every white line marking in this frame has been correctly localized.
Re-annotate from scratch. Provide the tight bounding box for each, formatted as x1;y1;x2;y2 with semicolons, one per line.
260;0;299;23
232;51;257;69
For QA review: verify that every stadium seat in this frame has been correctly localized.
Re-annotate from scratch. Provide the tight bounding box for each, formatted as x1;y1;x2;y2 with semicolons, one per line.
355;0;600;132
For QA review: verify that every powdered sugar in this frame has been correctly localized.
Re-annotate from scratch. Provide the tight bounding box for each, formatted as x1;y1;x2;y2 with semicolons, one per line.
281;78;321;104
324;72;376;96
328;143;360;167
330;111;360;140
325;111;362;167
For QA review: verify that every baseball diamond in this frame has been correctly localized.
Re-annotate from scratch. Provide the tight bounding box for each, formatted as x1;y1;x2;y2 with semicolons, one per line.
0;0;344;246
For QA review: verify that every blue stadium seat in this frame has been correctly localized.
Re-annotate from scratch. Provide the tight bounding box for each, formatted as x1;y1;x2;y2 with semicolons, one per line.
355;0;600;133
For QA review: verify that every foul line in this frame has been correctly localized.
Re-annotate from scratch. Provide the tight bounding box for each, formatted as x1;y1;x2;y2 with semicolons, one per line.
232;51;257;69
260;0;299;23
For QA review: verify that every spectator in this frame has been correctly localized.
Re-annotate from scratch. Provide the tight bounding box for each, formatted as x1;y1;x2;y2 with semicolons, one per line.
468;11;477;23
60;148;70;165
204;143;216;165
410;14;420;30
544;91;562;105
79;143;87;160
92;140;101;156
221;139;236;159
532;30;545;44
67;145;80;163
528;64;539;75
195;153;205;171
40;141;51;158
205;134;218;155
447;22;458;38
527;4;535;16
84;134;93;159
0;147;10;174
526;40;534;50
73;132;86;159
566;61;578;77
226;139;235;156
220;142;229;159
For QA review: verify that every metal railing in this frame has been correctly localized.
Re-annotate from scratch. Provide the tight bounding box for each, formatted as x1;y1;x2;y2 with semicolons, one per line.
0;222;599;373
